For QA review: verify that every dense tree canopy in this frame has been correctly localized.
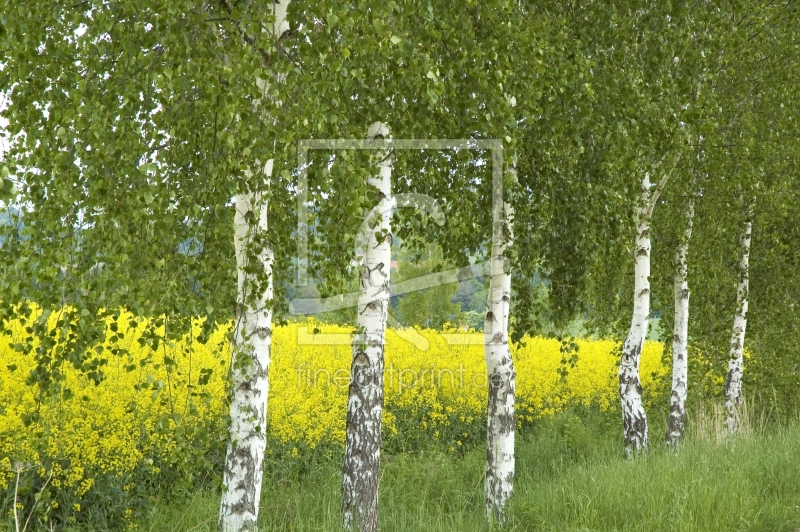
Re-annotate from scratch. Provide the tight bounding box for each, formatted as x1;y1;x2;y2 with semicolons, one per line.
2;0;800;528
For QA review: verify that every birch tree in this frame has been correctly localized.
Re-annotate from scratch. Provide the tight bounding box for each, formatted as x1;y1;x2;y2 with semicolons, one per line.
724;209;753;434
619;168;668;452
666;197;694;446
483;161;516;521
219;172;274;531
341;122;393;532
519;3;711;453
738;4;800;415
0;4;303;530
286;3;526;525
218;2;290;530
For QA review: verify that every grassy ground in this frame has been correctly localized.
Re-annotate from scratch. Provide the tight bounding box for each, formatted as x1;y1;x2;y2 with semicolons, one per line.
127;409;800;532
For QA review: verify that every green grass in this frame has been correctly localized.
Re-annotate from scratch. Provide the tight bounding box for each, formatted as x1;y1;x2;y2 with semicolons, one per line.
128;411;800;532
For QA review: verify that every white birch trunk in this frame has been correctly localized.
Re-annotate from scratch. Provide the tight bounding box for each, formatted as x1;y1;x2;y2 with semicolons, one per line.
619;173;655;453
484;163;515;522
342;122;393;532
219;174;274;532
666;199;694;447
725;214;752;434
219;4;289;530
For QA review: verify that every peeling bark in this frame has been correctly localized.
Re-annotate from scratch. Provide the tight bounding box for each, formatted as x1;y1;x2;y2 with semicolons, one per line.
484;162;515;522
666;199;694;447
619;172;656;454
342;122;393;532
725;212;752;434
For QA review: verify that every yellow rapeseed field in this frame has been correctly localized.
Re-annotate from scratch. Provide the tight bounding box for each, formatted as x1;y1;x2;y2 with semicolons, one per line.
0;311;666;524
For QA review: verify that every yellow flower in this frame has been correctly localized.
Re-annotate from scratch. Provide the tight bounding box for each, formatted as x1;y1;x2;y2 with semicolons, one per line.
0;308;674;519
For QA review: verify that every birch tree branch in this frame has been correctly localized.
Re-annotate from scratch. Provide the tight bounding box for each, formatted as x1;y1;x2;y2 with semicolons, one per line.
646;152;684;220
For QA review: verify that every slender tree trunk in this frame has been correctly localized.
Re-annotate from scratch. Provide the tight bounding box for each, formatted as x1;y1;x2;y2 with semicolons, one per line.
219;175;274;532
666;199;694;447
725;212;752;434
619;173;656;453
219;4;289;530
484;163;515;522
342;122;393;532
